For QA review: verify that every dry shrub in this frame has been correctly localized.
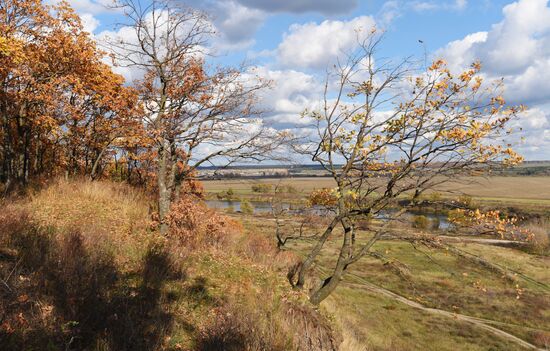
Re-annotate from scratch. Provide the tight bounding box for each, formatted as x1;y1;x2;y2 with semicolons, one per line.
531;330;550;349
196;303;291;351
17;178;152;270
0;206;52;269
283;301;342;351
0;214;176;350
239;232;277;263
196;299;340;351
166;196;241;250
523;218;550;255
235;228;302;274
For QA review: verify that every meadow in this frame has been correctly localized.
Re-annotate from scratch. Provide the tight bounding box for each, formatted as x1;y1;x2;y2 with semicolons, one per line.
201;175;550;350
0;180;339;350
236;212;550;350
202;175;550;211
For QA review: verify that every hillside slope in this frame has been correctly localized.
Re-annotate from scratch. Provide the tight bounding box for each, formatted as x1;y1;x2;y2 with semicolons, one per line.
0;180;340;351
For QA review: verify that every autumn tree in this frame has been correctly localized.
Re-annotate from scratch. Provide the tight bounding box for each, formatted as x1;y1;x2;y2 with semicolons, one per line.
107;0;290;233
0;0;139;188
291;32;524;305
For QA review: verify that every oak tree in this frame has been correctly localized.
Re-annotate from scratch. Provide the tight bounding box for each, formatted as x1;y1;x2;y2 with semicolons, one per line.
291;32;524;305
108;0;290;233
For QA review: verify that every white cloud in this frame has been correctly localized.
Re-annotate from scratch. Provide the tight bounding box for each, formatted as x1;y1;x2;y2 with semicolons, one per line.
435;31;488;72
251;67;323;126
437;0;550;104
62;0;113;15
276;16;376;69
436;0;550;160
213;4;264;52
519;108;549;129
189;0;265;53
80;13;100;34
97;9;209;83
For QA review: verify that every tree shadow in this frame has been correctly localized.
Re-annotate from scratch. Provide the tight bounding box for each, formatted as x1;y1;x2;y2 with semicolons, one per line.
1;223;182;351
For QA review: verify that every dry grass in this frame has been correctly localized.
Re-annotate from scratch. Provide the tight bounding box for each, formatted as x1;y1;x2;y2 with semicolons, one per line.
202;176;550;205
523;218;550;255
0;179;339;351
27;178;150;235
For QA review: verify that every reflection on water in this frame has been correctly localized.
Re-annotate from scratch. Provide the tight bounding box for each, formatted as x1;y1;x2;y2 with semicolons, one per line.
205;200;451;230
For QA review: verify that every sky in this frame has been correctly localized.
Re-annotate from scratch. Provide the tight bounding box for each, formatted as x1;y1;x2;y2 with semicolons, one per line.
63;0;550;160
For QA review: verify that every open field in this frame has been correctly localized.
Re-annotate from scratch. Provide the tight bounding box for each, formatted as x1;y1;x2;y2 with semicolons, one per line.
238;214;550;350
202;176;550;207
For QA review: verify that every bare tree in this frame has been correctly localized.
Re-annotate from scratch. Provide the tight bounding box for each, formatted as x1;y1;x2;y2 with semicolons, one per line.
106;0;290;233
291;31;524;305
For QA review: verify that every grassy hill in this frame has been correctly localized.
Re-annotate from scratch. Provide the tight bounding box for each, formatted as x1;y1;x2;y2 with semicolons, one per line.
0;180;339;351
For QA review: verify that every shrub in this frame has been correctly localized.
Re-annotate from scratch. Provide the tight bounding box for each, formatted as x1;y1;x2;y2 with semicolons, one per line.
284;185;298;194
166;196;241;249
523;218;550;255
458;194;474;208
216;188;235;200
429;191;442;202
43;230;118;335
308;188;338;208
251;183;272;193
240;200;254;214
196;302;291;351
412;215;430;230
196;299;340;351
275;185;298;194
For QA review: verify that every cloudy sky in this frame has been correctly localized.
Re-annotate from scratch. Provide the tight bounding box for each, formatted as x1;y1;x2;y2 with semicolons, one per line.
66;0;549;160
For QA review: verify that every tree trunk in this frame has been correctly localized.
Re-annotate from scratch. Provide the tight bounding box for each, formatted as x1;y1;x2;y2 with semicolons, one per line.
309;218;353;305
295;216;340;289
90;144;110;180
157;139;172;235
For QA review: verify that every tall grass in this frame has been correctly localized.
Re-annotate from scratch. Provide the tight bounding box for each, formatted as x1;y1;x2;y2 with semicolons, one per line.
523;217;550;255
0;179;340;350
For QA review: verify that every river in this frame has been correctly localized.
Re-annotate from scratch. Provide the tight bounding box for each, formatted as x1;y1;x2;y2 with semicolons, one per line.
205;200;451;230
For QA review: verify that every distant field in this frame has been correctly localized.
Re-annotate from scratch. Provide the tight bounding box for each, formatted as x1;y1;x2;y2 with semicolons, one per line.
202;176;550;205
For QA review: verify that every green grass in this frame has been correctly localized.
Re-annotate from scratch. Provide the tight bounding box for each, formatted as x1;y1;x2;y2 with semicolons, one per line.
325;286;516;351
239;215;550;350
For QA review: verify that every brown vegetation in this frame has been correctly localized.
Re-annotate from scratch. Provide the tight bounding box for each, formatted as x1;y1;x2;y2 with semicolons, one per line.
0;180;340;350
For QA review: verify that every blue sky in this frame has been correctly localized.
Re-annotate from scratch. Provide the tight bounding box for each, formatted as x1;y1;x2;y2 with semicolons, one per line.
66;0;550;160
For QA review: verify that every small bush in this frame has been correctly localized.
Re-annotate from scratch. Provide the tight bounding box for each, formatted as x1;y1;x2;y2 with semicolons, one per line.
275;185;298;194
523;218;550;255
44;230;118;335
216;188;235;200
429;191;442;202
196;303;291;351
240;200;254;214
458;194;474;208
412;215;430;230
167;196;241;249
251;183;272;193
284;185;298;194
196;299;340;351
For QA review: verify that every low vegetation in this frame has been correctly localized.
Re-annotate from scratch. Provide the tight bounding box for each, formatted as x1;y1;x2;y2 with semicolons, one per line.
238;214;550;350
0;180;340;350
